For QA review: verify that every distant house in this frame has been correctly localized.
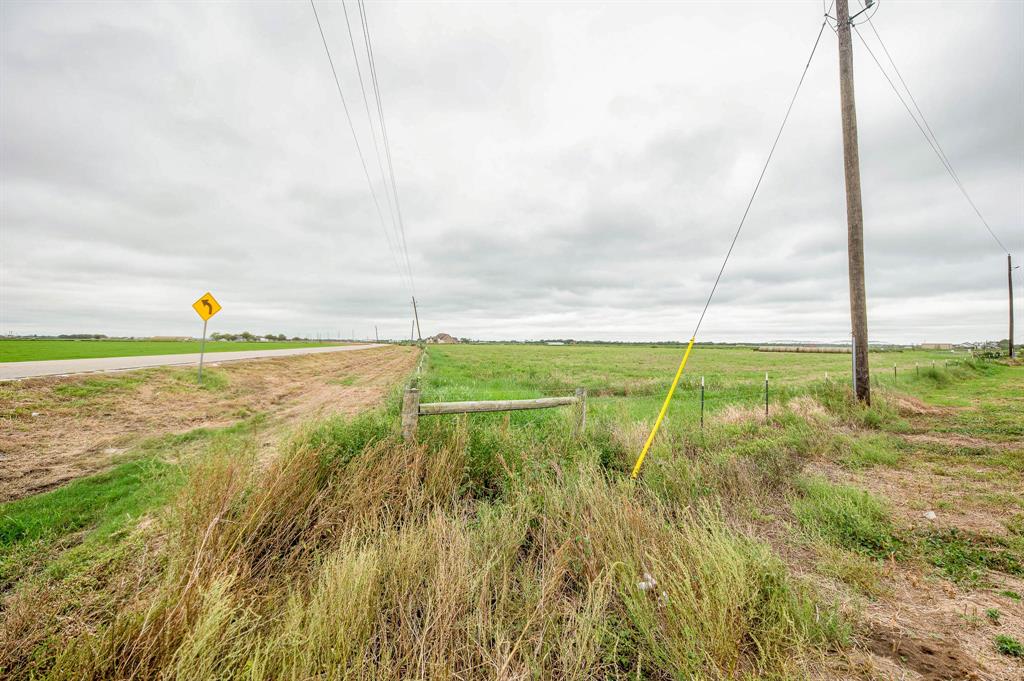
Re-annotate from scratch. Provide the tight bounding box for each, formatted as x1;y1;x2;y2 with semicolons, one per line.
919;343;953;350
427;333;459;344
546;342;565;346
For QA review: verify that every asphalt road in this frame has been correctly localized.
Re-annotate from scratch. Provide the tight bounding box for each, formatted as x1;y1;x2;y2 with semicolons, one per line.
0;344;387;380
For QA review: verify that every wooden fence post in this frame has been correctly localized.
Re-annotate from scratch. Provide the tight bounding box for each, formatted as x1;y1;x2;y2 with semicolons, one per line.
402;388;420;443
574;387;587;436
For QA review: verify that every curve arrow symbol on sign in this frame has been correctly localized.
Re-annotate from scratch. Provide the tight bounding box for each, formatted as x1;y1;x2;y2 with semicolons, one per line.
202;299;213;314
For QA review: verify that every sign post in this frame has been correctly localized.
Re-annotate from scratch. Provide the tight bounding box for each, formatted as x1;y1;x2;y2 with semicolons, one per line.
191;292;222;383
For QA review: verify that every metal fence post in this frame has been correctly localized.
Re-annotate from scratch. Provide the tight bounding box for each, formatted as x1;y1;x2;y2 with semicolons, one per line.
402;388;420;443
700;376;705;433
764;372;769;418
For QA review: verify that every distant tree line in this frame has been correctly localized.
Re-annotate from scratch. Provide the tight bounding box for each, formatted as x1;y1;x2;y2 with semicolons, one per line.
210;332;299;342
3;334;110;340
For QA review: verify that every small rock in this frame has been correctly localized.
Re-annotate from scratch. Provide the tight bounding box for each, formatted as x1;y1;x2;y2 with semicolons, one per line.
31;412;41;417
924;510;937;521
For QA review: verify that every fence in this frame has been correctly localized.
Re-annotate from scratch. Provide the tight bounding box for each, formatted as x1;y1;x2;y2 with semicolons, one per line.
401;387;587;442
401;351;983;441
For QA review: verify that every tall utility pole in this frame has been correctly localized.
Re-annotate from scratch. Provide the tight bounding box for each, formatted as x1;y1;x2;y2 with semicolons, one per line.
375;325;379;343
1010;254;1015;358
837;0;871;404
411;297;422;343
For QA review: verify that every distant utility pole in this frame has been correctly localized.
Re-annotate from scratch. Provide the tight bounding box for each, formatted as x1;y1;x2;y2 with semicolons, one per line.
1010;254;1016;358
375;325;379;343
837;0;871;403
410;319;415;342
411;297;422;343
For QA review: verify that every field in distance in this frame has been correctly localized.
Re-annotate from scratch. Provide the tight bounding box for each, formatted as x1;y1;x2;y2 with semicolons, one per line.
0;338;349;363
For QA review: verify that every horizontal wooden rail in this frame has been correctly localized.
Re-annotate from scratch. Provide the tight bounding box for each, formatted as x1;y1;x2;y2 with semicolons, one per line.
402;387;586;442
419;396;577;415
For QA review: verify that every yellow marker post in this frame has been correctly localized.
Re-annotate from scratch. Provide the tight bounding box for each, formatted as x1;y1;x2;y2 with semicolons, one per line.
630;336;696;479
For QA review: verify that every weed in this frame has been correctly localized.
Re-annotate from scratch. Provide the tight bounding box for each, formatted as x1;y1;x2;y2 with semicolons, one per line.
985;608;1001;624
919;528;1024;587
994;634;1023;658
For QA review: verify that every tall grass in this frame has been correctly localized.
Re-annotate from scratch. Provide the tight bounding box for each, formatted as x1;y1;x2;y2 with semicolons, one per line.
27;395;848;680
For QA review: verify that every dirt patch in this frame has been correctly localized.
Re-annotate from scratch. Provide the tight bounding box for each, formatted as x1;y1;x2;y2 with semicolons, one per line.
787;395;833;422
890;395;954;417
858;569;1024;681
0;346;418;502
865;623;980;680
711;404;766;425
899;432;1019;452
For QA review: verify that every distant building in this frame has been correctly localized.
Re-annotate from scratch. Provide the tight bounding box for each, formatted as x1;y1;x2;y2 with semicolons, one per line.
919;343;953;350
546;342;565;346
427;333;459;344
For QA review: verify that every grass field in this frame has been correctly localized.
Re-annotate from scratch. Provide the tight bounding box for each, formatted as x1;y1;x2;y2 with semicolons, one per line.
0;344;1021;679
0;339;344;363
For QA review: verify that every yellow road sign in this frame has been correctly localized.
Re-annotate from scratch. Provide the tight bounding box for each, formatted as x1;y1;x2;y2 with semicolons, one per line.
192;292;222;321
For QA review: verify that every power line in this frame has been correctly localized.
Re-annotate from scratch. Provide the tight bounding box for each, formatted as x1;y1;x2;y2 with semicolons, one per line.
340;0;402;251
358;0;415;295
852;14;1010;255
309;0;412;293
691;14;831;338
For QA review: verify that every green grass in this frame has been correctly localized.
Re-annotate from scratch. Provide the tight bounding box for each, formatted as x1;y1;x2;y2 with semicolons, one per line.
50;373;147;399
0;457;182;588
0;418;263;588
0;338;343;363
994;634;1023;658
836;433;902;469
791;476;904;559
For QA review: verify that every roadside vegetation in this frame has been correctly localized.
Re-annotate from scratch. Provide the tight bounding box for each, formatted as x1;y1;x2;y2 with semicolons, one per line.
0;345;1020;678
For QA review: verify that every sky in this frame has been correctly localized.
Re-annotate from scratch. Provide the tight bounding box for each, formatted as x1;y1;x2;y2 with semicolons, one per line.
1;0;1021;344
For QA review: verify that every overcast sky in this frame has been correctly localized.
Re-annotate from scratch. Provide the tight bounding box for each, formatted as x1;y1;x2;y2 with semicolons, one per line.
2;0;1021;343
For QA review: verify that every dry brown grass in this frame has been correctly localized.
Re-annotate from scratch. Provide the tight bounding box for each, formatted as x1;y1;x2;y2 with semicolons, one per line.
0;346;416;501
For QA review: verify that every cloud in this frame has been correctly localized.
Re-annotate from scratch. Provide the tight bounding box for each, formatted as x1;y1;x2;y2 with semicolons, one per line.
1;0;1021;343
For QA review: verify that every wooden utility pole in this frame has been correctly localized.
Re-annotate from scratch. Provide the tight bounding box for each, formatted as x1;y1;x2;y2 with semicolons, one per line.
375;325;379;343
1010;254;1015;358
837;0;871;403
411;297;422;343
